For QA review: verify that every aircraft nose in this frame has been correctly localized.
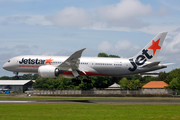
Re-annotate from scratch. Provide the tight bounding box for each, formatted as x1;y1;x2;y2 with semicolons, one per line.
3;63;8;70
3;62;12;71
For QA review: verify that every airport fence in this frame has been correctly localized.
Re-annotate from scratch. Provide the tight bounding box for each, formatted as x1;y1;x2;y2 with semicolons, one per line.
33;89;176;97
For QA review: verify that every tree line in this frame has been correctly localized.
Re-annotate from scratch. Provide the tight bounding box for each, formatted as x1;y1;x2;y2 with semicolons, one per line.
0;69;179;91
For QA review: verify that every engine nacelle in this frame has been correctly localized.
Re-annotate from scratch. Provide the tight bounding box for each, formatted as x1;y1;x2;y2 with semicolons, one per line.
38;65;62;78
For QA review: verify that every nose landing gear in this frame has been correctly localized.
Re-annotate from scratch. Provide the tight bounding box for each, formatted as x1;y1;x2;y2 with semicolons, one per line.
13;72;19;80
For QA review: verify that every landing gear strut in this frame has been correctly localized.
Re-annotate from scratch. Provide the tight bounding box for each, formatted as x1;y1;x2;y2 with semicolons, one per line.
13;72;19;80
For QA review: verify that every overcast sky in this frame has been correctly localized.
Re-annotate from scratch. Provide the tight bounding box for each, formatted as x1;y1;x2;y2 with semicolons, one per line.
0;0;180;77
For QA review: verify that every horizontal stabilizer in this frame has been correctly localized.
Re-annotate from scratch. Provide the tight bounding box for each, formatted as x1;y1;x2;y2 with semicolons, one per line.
141;61;160;68
163;63;175;66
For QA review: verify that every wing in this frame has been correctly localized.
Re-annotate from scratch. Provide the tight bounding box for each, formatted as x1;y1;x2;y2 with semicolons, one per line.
58;48;86;77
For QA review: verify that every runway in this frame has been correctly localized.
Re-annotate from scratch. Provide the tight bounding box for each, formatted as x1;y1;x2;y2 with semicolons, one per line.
1;100;180;104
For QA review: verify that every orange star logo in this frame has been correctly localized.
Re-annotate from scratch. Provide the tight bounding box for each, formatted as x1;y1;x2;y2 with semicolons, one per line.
45;58;53;65
148;38;161;56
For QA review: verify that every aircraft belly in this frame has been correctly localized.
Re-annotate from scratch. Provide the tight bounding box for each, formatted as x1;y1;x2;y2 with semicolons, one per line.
92;66;129;76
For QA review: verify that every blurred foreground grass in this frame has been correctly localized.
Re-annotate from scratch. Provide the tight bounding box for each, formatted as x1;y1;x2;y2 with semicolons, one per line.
0;104;180;120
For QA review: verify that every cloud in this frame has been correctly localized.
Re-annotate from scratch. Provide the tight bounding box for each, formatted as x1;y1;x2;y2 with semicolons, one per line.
0;44;40;58
98;40;140;57
0;0;37;2
174;27;180;32
82;22;132;32
0;0;172;34
1;15;52;26
97;0;152;20
116;40;132;50
0;7;93;28
157;34;180;71
96;0;152;28
137;25;179;35
85;0;168;31
160;0;180;11
98;41;113;52
49;7;93;28
154;7;168;15
163;33;180;53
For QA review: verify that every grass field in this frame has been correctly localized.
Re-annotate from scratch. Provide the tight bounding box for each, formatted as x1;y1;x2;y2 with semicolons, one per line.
0;104;180;120
0;95;180;120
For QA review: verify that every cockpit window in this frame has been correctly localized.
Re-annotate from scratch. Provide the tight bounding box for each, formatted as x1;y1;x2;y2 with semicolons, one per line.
8;60;10;62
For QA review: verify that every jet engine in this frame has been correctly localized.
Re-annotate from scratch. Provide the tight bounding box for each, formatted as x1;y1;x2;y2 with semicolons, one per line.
38;65;62;78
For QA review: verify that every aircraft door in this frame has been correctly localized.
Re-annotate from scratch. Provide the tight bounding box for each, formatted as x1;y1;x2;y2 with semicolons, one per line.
89;61;94;66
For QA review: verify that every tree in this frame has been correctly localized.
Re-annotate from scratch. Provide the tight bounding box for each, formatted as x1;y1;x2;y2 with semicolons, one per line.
158;71;167;81
21;74;38;80
108;55;120;58
165;68;180;84
167;77;180;90
119;77;142;90
127;80;134;89
92;76;109;88
33;77;45;89
141;76;157;83
0;76;12;80
98;53;108;57
133;79;142;89
133;74;142;80
33;76;76;90
119;77;129;89
98;52;120;58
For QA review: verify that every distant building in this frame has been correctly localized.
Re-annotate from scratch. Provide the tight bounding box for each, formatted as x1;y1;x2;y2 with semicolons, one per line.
0;80;33;92
142;81;169;88
106;83;120;89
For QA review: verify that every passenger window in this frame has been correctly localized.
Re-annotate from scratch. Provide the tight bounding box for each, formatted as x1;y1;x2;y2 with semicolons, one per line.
8;60;10;62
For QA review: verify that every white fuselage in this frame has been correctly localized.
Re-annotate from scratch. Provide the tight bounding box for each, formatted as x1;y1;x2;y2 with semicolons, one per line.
3;55;165;77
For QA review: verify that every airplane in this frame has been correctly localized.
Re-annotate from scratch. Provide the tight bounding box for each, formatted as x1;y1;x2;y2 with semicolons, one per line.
3;32;168;83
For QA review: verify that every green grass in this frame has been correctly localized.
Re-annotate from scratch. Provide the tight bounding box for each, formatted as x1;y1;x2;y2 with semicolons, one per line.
0;104;180;120
0;94;13;96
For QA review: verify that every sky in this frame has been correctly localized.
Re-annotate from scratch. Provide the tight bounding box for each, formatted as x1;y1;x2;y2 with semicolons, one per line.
0;0;180;77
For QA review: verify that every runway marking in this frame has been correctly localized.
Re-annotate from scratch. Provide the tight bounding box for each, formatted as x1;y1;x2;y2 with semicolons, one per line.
0;100;180;104
0;101;32;103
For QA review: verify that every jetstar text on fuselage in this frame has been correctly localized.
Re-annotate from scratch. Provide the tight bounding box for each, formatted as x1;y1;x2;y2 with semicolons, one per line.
19;58;46;65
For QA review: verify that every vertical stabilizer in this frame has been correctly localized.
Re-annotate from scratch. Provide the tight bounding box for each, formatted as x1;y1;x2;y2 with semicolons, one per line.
132;32;168;62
